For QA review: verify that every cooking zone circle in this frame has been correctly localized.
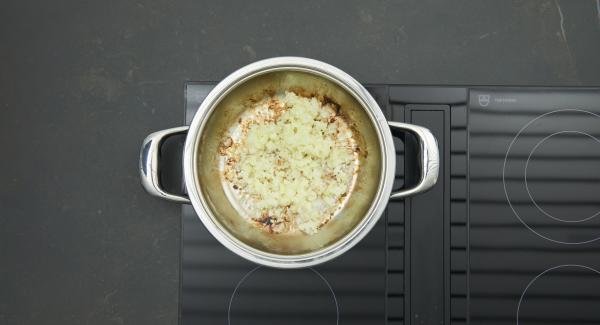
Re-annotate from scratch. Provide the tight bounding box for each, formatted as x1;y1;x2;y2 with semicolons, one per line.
524;130;600;223
503;109;600;244
227;266;339;325
517;264;600;325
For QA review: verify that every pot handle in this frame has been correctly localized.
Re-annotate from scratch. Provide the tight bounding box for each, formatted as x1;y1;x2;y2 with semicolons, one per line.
388;121;439;200
139;126;191;203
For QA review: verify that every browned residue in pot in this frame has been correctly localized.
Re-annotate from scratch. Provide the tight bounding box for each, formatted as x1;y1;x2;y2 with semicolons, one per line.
217;88;361;235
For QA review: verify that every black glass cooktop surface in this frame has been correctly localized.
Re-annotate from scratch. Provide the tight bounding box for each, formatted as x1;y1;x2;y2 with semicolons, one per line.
468;89;600;325
179;83;600;325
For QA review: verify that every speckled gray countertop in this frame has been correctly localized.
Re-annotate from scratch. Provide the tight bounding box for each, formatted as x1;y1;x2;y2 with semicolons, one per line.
1;1;599;324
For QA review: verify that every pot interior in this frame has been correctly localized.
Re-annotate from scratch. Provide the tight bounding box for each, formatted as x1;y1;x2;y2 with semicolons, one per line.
194;69;384;255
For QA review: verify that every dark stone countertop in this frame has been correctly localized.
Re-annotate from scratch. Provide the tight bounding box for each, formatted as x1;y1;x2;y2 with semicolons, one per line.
1;1;599;324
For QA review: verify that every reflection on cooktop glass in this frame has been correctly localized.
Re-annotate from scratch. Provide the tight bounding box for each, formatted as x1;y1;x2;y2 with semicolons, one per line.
180;83;600;325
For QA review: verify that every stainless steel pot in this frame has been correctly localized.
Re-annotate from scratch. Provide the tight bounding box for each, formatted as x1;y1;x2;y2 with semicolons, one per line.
140;57;439;268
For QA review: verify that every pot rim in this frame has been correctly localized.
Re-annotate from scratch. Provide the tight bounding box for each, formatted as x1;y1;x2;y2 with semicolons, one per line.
182;57;396;268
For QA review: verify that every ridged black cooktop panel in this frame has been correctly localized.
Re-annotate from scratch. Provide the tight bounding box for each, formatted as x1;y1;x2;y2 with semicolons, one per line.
180;84;600;325
468;88;600;325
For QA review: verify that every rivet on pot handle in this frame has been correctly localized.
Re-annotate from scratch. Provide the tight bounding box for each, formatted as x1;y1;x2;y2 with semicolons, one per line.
388;121;439;199
139;126;191;204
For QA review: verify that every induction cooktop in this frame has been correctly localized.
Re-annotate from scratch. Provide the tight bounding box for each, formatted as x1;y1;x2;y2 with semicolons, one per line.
175;83;600;325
